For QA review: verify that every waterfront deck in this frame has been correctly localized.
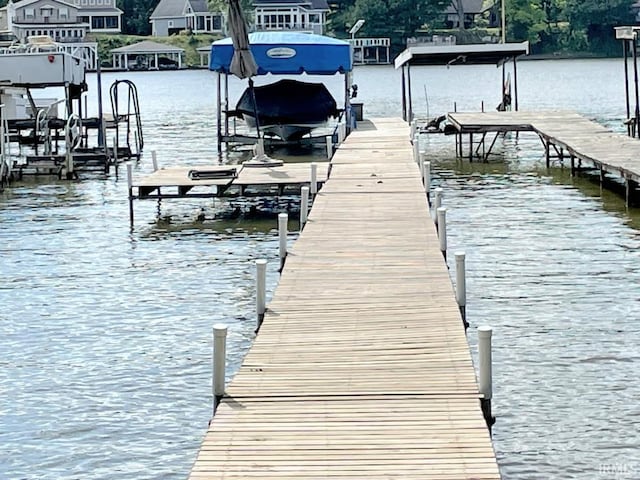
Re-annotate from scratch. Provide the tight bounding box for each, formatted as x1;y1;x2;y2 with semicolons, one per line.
447;111;640;201
188;118;500;479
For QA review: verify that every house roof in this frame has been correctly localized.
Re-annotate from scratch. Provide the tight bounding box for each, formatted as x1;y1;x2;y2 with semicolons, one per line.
150;0;183;19
253;0;329;10
444;0;490;15
13;0;77;9
111;40;185;54
188;0;210;12
150;0;210;19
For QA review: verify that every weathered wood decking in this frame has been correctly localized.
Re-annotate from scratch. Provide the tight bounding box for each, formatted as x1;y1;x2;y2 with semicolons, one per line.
447;111;640;190
188;118;500;479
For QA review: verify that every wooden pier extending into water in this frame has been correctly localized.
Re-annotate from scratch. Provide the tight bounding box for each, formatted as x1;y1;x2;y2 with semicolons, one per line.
188;118;500;479
447;111;640;205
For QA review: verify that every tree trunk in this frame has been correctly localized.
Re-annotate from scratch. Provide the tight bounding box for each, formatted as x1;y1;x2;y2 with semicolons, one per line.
455;0;466;30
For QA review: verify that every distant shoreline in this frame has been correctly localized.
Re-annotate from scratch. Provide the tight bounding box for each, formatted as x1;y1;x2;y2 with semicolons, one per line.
523;52;618;61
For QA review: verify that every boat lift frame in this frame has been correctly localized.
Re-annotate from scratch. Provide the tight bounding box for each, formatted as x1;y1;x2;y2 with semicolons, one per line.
210;32;354;156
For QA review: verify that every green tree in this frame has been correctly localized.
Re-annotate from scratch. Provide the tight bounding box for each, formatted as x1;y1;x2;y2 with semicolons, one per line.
328;0;359;38
505;0;546;45
117;0;157;35
350;0;448;44
0;0;7;8
564;0;635;53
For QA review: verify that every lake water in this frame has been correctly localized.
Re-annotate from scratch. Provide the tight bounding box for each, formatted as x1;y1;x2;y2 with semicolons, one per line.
2;58;639;479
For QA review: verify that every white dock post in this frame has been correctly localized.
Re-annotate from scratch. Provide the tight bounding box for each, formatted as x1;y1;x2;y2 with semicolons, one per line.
310;162;318;195
127;163;134;226
300;186;309;229
455;251;468;329
256;259;267;329
278;213;288;271
213;324;228;412
337;123;345;144
433;187;443;224
437;207;447;259
410;119;417;138
151;150;158;171
413;136;420;163
423;160;431;199
478;326;494;429
326;135;333;159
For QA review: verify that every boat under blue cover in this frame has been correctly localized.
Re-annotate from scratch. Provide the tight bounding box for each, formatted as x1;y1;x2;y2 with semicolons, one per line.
236;79;338;141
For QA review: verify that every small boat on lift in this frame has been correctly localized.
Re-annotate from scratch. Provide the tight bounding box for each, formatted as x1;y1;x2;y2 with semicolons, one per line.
210;31;354;149
235;79;339;141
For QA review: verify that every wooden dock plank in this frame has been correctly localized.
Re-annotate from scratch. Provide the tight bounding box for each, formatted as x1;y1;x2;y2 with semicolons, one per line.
188;117;500;479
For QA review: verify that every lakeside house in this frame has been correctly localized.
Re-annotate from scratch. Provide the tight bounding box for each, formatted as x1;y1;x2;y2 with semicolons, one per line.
0;0;122;41
150;0;224;36
0;0;121;69
253;0;329;35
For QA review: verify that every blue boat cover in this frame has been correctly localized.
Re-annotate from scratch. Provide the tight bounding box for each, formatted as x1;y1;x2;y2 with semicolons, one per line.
210;31;352;75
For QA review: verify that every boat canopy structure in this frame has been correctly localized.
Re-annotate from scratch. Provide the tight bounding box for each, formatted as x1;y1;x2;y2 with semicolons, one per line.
209;31;354;152
394;41;530;122
210;31;352;76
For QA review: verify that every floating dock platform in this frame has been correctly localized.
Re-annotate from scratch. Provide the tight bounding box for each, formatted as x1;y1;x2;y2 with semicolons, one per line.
128;162;330;223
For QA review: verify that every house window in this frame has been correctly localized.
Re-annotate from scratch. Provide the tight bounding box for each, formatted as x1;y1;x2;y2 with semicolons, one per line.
168;20;174;27
41;7;53;17
25;8;35;19
59;7;68;18
105;16;118;29
92;17;105;29
309;14;320;23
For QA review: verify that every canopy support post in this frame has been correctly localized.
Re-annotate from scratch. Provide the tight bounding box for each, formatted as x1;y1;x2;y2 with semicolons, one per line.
401;65;407;122
217;72;222;156
513;56;519;111
407;63;413;123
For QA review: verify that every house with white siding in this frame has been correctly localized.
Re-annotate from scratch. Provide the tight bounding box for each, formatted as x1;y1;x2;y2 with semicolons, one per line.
150;0;224;37
72;0;122;33
1;0;87;43
0;0;122;41
253;0;329;35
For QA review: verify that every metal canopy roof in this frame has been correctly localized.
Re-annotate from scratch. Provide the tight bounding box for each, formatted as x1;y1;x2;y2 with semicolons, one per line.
210;31;352;75
394;41;529;68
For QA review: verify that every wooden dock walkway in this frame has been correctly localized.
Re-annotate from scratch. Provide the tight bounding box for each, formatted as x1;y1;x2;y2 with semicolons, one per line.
447;111;640;204
188;118;500;479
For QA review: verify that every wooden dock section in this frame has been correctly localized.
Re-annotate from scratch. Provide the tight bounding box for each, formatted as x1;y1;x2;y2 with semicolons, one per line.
447;111;640;204
128;162;330;223
188;118;500;479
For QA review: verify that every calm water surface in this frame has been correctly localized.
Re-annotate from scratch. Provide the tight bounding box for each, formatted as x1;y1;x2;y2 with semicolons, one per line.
1;59;639;479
